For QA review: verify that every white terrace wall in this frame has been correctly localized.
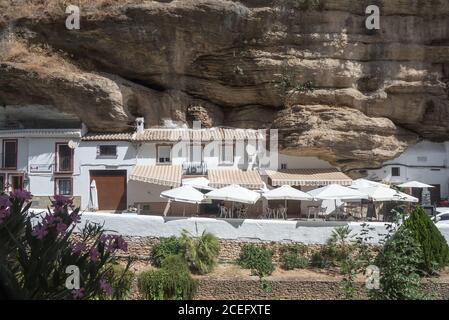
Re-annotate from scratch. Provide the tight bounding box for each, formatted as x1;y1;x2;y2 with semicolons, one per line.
75;213;449;245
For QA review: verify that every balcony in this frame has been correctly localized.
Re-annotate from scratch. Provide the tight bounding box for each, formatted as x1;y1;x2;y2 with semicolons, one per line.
183;162;207;175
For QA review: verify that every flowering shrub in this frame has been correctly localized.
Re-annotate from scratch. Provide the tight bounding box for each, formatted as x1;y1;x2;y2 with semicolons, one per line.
0;192;132;300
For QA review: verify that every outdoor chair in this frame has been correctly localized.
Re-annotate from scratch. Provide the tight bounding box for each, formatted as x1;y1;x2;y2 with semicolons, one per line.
278;207;287;220
219;206;230;219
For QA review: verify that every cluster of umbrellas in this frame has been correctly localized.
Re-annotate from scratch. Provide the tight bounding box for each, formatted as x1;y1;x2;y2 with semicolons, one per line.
158;177;431;217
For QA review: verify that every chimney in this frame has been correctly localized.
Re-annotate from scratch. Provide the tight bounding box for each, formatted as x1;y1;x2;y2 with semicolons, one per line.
135;117;144;134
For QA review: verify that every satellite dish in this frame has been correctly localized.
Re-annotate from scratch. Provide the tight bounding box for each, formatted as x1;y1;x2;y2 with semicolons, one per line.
245;144;257;156
68;140;79;149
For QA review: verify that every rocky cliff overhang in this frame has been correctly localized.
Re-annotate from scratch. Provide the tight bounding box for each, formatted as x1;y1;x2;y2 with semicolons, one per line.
1;0;448;174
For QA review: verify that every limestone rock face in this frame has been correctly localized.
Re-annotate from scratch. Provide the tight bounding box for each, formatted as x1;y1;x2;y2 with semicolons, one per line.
1;0;449;171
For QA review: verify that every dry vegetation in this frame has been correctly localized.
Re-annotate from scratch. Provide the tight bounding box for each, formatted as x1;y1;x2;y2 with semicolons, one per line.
0;34;81;73
0;0;148;22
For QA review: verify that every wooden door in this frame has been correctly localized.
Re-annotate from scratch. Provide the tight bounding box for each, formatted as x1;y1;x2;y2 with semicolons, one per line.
90;170;127;211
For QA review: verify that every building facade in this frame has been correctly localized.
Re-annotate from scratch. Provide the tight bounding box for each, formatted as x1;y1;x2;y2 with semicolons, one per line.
367;140;449;204
1;119;354;217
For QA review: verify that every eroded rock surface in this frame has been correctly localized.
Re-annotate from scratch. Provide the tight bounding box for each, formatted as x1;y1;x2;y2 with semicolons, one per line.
1;0;448;172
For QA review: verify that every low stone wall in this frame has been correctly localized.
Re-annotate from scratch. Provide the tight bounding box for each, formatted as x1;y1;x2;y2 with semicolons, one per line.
118;236;328;263
193;278;449;300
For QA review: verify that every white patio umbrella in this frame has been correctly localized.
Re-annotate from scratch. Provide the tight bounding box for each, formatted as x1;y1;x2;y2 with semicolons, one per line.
88;180;99;211
263;185;313;214
205;184;260;204
350;178;389;189
357;186;419;202
397;181;434;189
308;184;369;201
205;184;260;218
263;185;313;201
161;185;211;216
182;177;215;191
308;184;368;219
398;181;434;206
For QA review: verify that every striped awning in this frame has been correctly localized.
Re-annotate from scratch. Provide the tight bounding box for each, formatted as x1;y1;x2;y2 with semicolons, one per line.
130;165;182;187
208;169;264;190
266;169;352;187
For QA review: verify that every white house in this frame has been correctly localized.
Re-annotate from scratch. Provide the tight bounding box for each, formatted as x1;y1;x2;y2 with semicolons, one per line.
1;119;353;218
366;140;449;205
0;128;82;207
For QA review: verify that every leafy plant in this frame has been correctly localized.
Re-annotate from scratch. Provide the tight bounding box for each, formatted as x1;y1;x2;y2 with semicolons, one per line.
370;225;426;300
137;255;196;300
403;206;449;274
151;236;184;267
0;192;131;300
238;244;274;277
99;263;134;300
273;65;314;96
280;244;308;270
180;230;220;275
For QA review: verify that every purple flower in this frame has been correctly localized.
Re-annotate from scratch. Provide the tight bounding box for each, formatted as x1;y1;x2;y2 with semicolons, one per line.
31;225;48;240
89;247;100;262
51;195;73;212
10;190;32;202
70;211;81;224
71;288;84;300
0;208;11;225
99;279;113;296
0;195;12;208
70;242;87;255
100;234;128;253
56;222;68;235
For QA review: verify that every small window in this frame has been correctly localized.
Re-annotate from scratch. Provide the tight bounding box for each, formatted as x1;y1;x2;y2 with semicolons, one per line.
157;145;171;164
281;163;287;170
98;145;117;158
56;143;73;172
441;214;449;221
55;178;73;196
391;167;400;177
220;143;234;163
0;174;5;192
2;139;18;169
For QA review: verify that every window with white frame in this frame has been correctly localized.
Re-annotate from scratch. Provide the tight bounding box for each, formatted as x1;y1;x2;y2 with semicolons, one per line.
391;167;400;177
2;139;18;169
157;145;171;164
0;173;5;191
56;143;73;172
55;177;73;196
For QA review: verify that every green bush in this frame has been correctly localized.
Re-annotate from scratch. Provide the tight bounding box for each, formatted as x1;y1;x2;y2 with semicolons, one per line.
280;244;309;270
100;263;134;300
310;226;353;269
238;244;274;277
181;231;220;275
151;236;184;267
403;206;449;274
138;255;196;300
370;225;426;300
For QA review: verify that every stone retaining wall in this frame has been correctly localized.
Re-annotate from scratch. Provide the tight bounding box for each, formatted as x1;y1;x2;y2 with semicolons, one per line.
117;236;375;264
193;278;449;300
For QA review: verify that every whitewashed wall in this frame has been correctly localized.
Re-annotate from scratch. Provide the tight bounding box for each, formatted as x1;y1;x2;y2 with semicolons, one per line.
73;213;449;245
77;141;136;209
367;140;449;199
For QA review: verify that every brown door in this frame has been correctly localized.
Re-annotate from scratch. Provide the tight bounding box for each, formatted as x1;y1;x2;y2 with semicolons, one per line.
90;170;127;211
430;184;441;205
